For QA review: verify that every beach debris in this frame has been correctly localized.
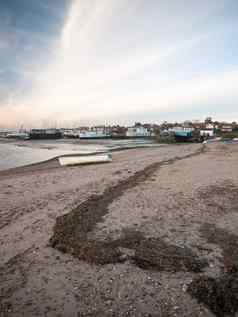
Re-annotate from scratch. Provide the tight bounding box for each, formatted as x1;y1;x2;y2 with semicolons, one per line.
200;223;238;273
130;233;207;273
187;216;238;317
50;226;207;272
188;273;238;317
50;148;207;272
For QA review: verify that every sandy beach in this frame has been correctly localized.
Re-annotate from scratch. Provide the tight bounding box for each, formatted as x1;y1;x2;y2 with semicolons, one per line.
1;143;238;317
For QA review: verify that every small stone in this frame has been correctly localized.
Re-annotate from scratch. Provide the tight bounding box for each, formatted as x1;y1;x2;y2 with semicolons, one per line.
182;284;187;292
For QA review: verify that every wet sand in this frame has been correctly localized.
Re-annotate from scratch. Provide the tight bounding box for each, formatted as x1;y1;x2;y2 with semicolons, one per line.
1;143;238;316
0;158;60;179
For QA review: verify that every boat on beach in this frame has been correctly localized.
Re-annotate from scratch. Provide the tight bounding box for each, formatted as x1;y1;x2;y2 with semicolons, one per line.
203;137;222;144
58;154;112;166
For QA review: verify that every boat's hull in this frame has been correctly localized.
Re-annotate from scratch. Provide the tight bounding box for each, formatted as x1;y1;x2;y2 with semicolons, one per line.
58;154;112;166
79;131;111;139
29;133;62;140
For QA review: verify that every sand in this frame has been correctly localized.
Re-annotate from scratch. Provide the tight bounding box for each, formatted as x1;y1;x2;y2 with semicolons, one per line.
0;143;238;317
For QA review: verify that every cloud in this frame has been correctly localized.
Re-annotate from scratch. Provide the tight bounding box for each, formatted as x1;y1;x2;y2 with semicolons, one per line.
0;0;238;127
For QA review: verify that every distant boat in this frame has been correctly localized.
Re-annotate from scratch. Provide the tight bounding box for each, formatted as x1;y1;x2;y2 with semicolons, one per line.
63;130;79;138
6;132;29;140
203;137;222;144
79;131;110;139
174;130;193;142
29;129;62;140
224;139;238;145
58;154;112;166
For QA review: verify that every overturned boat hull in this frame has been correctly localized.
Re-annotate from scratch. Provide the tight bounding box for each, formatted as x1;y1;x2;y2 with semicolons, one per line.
58;154;112;166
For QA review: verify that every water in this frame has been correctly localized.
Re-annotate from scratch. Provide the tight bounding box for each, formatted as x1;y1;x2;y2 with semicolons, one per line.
0;138;157;171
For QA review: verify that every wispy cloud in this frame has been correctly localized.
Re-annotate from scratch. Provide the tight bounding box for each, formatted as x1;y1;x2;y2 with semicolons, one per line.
0;0;238;127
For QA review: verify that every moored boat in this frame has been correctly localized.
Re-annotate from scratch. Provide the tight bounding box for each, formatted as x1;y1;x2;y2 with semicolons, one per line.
79;131;110;139
29;129;62;140
6;132;29;140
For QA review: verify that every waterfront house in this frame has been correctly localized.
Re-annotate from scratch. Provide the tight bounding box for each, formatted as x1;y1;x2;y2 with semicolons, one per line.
200;129;214;137
126;126;151;138
220;124;233;133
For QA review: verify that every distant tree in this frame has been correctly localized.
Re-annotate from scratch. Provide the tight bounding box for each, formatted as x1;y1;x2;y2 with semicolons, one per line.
161;121;169;130
232;122;238;131
205;117;213;124
183;120;193;127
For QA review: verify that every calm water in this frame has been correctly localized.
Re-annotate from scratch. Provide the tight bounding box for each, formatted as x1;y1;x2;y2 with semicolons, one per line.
0;138;156;171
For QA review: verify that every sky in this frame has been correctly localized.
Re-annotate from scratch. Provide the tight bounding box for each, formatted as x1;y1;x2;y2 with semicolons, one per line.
0;0;238;128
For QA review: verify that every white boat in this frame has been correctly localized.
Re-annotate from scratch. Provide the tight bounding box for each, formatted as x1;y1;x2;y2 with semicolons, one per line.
58;154;112;166
79;131;110;139
63;130;80;138
203;137;222;144
6;132;29;140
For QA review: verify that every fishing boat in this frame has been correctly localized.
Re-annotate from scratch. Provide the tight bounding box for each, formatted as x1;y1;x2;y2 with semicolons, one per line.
58;154;112;166
29;129;62;140
174;130;193;142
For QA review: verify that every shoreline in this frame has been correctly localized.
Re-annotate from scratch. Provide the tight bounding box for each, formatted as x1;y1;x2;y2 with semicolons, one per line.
0;157;60;179
0;143;166;179
0;138;164;177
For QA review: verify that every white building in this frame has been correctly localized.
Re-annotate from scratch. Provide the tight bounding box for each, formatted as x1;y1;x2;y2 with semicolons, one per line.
221;125;232;133
200;130;214;137
205;123;214;130
126;126;151;138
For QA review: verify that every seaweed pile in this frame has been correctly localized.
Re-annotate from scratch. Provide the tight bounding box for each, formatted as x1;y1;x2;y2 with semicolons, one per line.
188;222;238;317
